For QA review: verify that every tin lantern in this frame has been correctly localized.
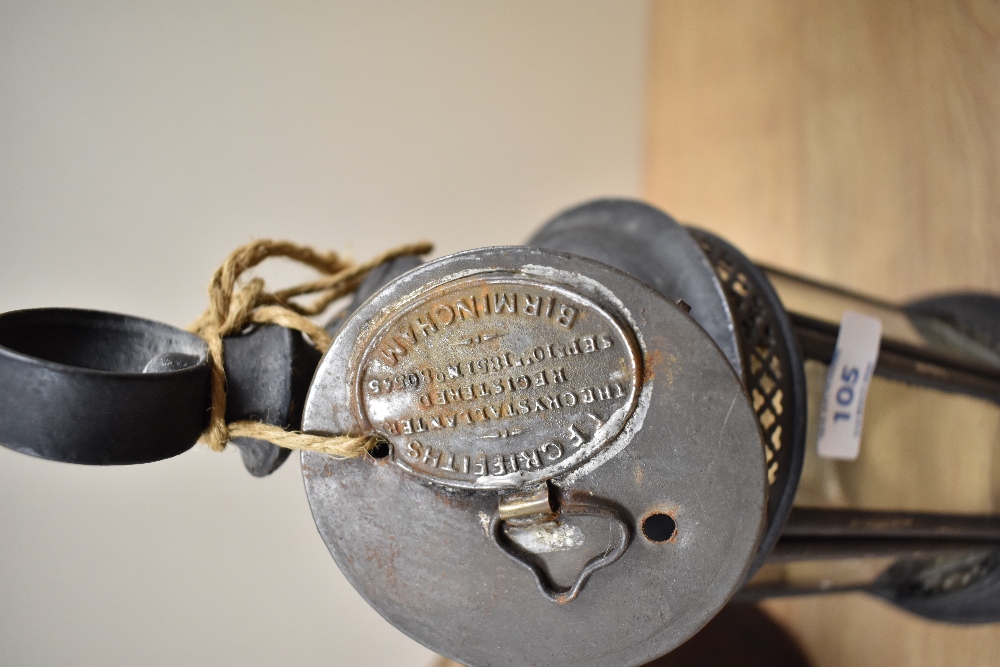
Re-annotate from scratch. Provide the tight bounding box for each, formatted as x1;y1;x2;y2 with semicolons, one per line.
1;199;998;666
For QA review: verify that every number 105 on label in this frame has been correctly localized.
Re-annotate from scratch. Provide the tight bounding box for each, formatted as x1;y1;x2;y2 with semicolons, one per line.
817;312;883;461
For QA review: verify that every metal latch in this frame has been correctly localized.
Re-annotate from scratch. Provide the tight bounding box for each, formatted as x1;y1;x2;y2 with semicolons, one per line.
494;482;630;604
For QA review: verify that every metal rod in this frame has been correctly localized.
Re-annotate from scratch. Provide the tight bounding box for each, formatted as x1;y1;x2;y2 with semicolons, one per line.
783;507;1000;542
735;583;871;601
791;313;1000;403
766;538;997;563
759;263;906;313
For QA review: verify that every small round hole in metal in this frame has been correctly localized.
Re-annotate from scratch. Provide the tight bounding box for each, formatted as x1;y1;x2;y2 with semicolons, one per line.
641;512;677;543
368;438;390;459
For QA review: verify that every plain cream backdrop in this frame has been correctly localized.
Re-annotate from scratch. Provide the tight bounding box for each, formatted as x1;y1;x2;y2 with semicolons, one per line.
0;2;648;665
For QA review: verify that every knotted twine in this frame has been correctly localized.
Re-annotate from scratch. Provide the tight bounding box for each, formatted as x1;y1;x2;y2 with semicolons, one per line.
188;239;433;458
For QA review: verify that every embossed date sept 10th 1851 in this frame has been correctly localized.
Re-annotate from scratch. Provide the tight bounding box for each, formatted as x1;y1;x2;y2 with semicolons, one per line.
364;332;617;397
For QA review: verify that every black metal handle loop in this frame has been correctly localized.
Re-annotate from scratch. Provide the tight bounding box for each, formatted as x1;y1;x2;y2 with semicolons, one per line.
0;308;210;464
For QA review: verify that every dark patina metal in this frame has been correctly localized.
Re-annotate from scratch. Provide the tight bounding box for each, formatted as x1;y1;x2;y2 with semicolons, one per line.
686;228;808;573
0;309;321;475
225;324;321;476
0;308;210;464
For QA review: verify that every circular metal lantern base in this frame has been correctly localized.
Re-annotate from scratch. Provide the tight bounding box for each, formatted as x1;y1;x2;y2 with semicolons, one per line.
302;246;766;667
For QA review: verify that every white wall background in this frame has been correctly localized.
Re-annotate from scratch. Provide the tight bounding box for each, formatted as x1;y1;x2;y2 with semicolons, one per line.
0;2;648;665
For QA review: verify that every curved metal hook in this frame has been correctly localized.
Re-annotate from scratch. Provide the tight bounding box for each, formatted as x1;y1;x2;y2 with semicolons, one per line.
490;501;631;604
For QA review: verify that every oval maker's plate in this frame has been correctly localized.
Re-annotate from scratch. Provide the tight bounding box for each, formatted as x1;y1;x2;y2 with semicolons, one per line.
352;273;643;489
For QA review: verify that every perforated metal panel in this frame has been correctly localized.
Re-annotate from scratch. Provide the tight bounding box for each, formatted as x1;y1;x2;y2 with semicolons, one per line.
687;228;807;566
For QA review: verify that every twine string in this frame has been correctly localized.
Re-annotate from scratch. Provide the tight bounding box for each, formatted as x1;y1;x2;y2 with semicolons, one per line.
188;239;432;457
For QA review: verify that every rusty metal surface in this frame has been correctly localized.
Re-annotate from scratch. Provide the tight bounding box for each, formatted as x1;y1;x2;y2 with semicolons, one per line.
301;246;766;667
352;272;643;489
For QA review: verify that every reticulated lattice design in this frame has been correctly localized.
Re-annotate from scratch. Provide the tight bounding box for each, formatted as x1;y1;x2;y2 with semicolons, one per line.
686;229;806;551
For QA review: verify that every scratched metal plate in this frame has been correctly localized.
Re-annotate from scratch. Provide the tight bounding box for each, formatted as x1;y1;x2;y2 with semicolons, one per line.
302;247;766;667
351;273;642;489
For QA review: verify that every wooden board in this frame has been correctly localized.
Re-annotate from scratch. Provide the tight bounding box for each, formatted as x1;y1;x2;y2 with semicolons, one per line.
645;0;1000;665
